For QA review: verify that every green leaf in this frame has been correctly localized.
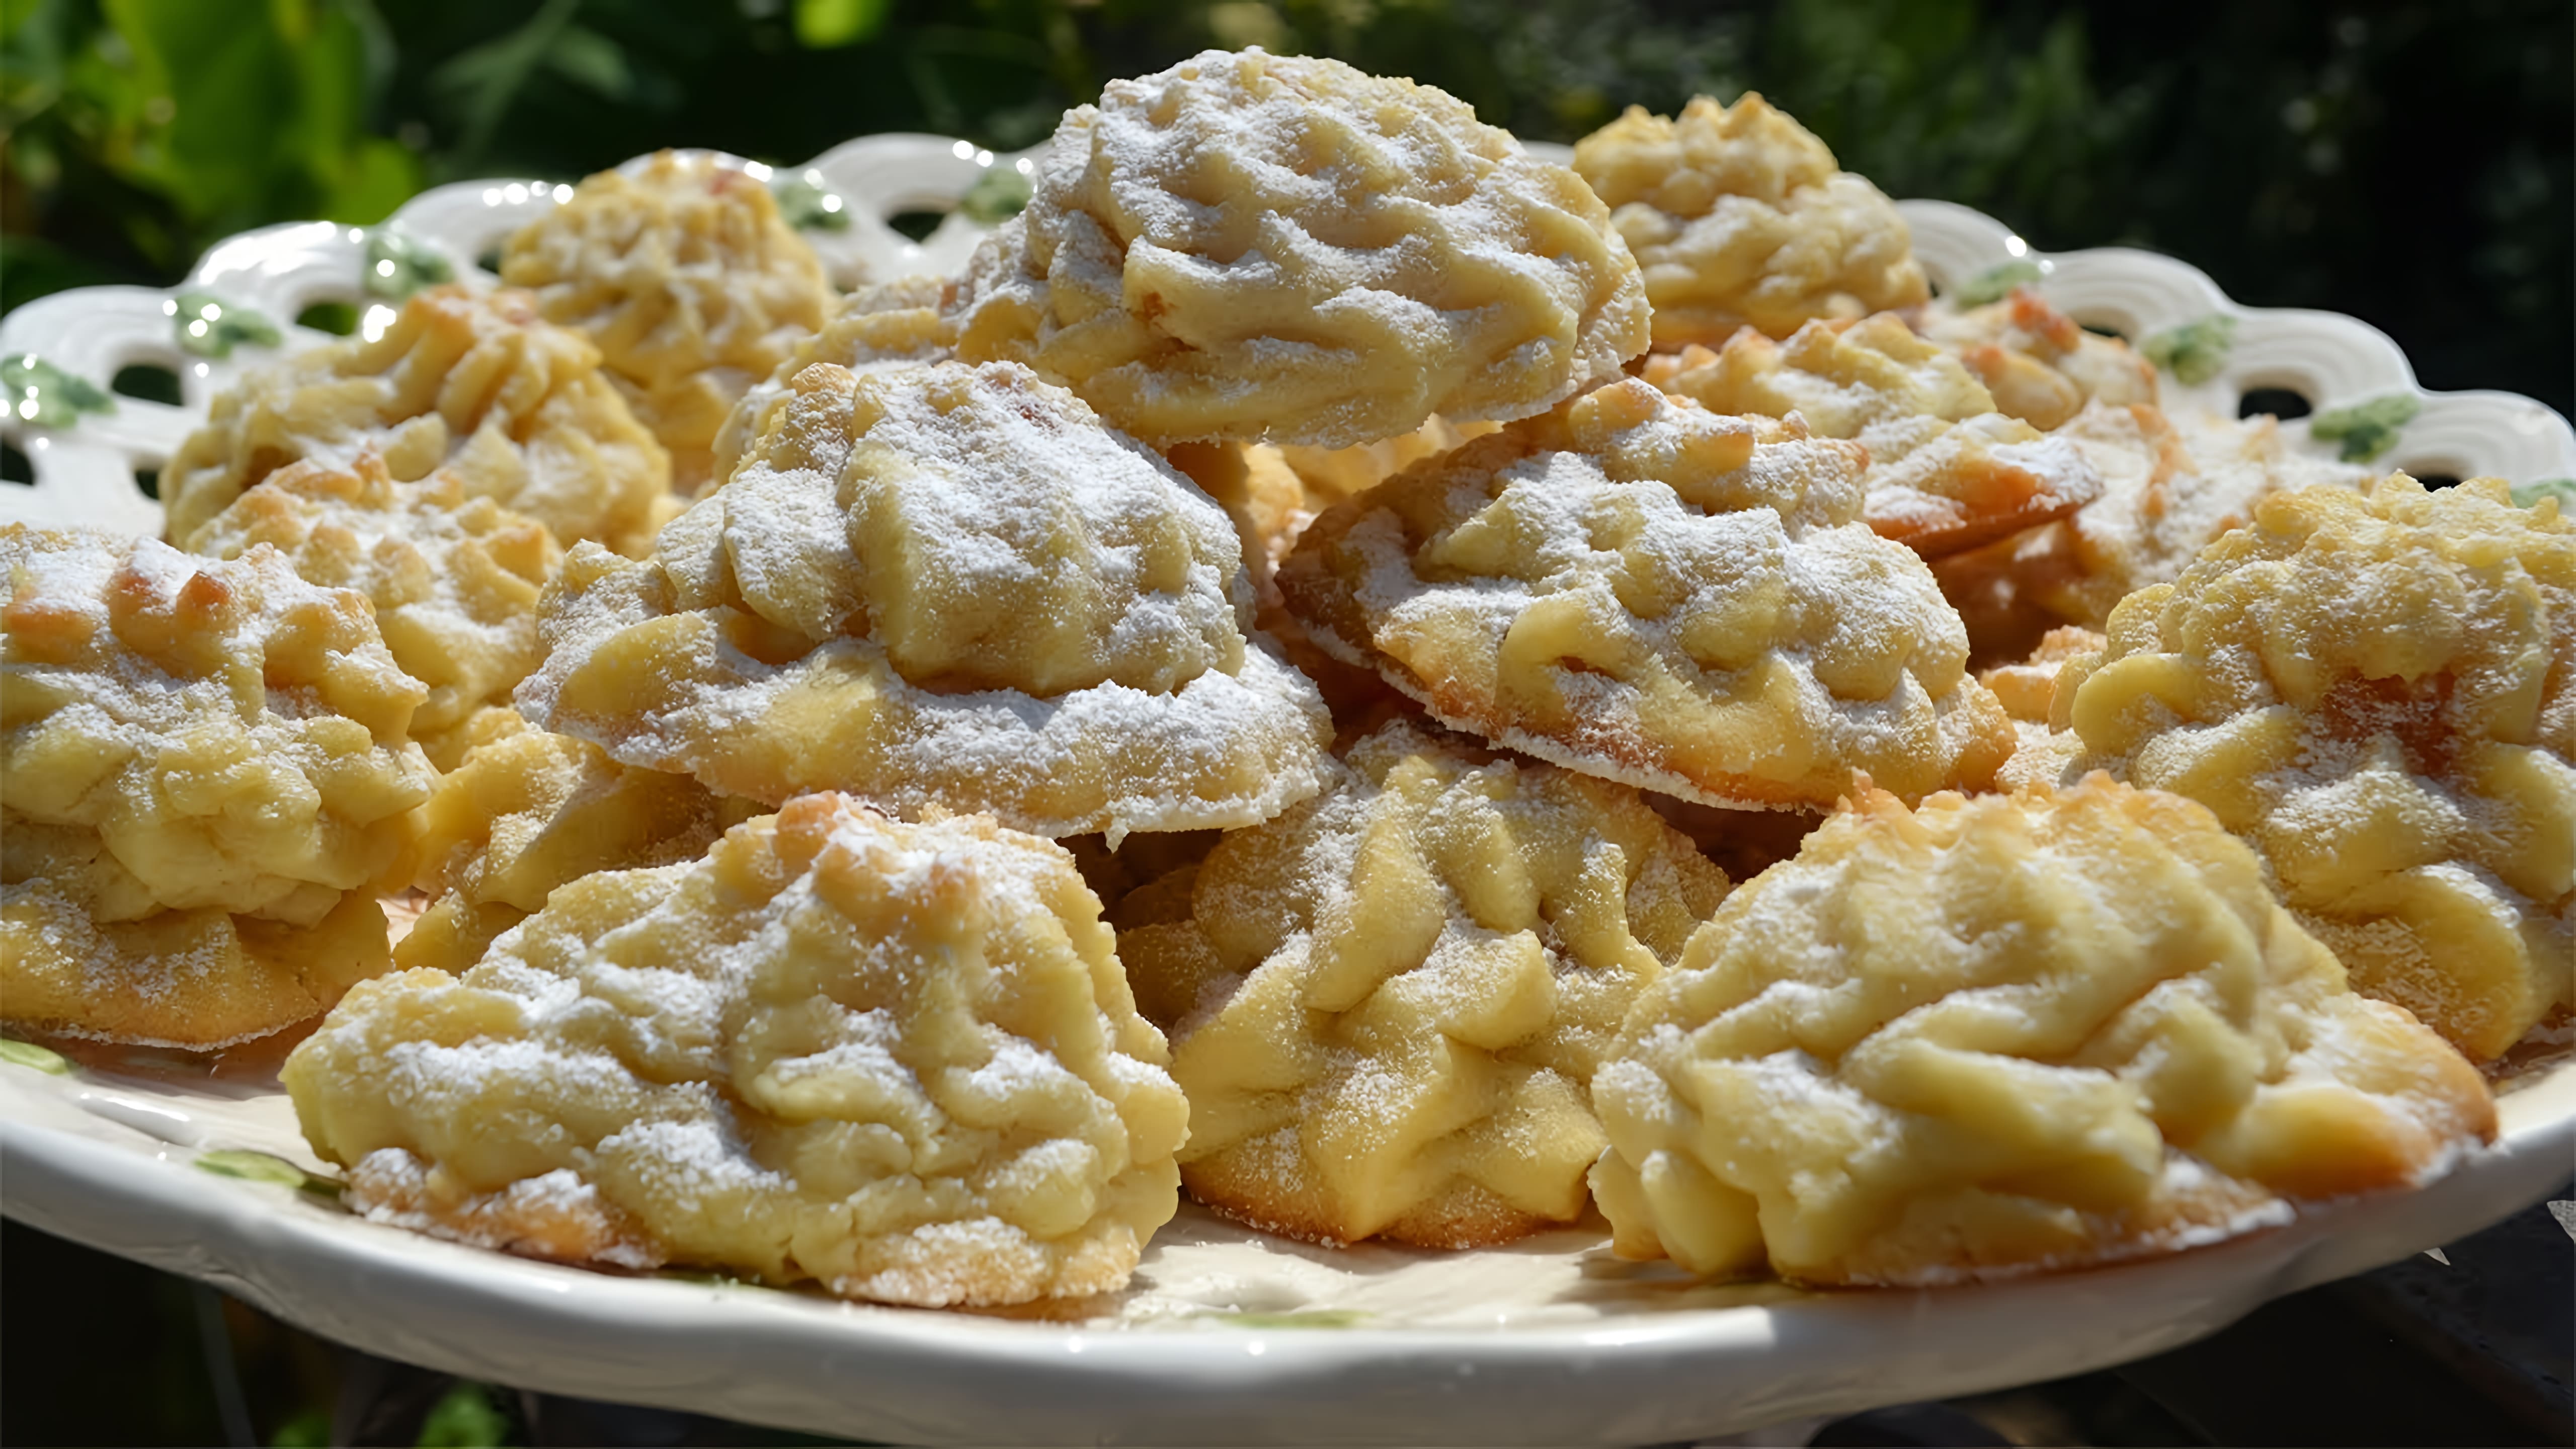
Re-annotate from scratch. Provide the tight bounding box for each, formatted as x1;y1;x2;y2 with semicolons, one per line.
0;352;115;426
171;290;281;358
1952;258;2043;307
957;164;1032;225
429;0;578;163
1210;1309;1370;1329
195;1149;343;1197
772;172;851;231
102;0;417;236
0;1037;73;1074
543;24;634;101
414;1382;510;1449
794;0;890;50
2139;314;2237;386
364;225;452;300
2511;477;2576;511
2307;393;2422;463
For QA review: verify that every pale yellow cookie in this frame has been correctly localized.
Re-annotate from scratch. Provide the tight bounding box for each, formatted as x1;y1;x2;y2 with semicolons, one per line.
2;528;434;1046
2060;477;2576;1060
1164;441;1309;596
709;275;957;489
1275;416;1498;511
1278;378;2014;809
503;152;835;489
949;48;1649;448
162;286;672;557
1648;316;2103;556
1593;776;2495;1287
1574;93;1927;349
398;708;760;976
286;794;1191;1307
1120;719;1730;1247
1934;403;2374;662
1981;626;2103;793
183;452;561;769
1919;288;2157;432
1981;625;2105;724
518;360;1334;839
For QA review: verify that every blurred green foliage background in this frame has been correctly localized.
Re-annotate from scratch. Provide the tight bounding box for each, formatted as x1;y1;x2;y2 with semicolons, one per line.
3;0;2568;415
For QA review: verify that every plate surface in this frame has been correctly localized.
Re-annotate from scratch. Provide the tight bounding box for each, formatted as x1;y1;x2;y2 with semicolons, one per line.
5;1033;2568;1446
3;141;2573;1446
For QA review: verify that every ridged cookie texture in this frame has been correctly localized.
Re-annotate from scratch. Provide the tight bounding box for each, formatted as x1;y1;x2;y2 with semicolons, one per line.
163;286;672;557
1279;377;2013;810
2;527;433;1046
1934;403;2374;663
503;151;834;488
1918;287;2158;433
2060;476;2576;1060
1593;776;2494;1287
1648;314;2102;557
950;47;1649;448
518;360;1333;840
184;452;561;768
286;795;1190;1307
1119;719;1729;1247
398;707;760;978
1574;92;1926;349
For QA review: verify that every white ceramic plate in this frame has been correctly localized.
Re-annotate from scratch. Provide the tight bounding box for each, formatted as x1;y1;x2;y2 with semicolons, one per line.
4;141;2572;1446
5;1033;2569;1446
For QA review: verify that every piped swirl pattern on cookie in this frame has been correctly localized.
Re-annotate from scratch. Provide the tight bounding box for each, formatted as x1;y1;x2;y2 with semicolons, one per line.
949;48;1650;448
518;360;1332;839
1592;777;2495;1287
2;528;434;1046
2061;476;2575;1060
163;286;672;558
1574;93;1927;349
1278;377;2013;809
1120;719;1729;1247
286;795;1190;1307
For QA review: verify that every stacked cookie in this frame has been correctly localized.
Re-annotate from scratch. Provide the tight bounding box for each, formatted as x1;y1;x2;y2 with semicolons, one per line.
5;49;2562;1308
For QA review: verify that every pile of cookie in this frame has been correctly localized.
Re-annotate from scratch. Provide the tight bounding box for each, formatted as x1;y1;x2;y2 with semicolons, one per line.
5;50;2566;1307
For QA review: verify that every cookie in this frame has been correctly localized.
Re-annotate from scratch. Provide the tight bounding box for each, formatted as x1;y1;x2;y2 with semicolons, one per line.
518;360;1333;840
2;528;433;1045
1120;719;1729;1246
950;47;1648;447
1574;93;1927;348
163;286;672;555
286;794;1190;1307
1593;775;2495;1286
184;452;560;768
1279;377;2014;809
502;152;835;490
2060;476;2575;1060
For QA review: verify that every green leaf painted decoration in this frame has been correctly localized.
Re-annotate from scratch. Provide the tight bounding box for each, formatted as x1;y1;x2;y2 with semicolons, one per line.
2513;477;2576;510
2139;314;2238;385
195;1149;344;1197
1952;259;2043;307
958;165;1033;226
772;172;852;231
1211;1309;1371;1329
2308;394;2423;463
0;354;114;428
416;1382;513;1448
0;1038;72;1075
363;226;454;301
171;291;282;359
